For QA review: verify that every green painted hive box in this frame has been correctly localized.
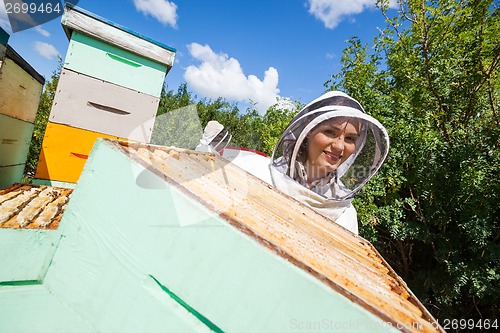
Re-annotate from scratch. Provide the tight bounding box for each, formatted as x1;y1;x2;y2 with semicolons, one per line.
61;3;176;98
0;139;444;332
0;114;35;166
0;114;34;188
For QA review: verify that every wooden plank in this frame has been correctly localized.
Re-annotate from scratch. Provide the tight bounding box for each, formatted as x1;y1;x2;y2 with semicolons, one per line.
50;69;159;142
34;122;127;183
64;31;167;97
0;164;25;189
61;3;175;68
0;114;34;166
0;56;44;123
121;142;442;332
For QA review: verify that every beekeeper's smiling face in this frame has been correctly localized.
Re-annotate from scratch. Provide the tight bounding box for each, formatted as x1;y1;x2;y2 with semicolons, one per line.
304;117;361;183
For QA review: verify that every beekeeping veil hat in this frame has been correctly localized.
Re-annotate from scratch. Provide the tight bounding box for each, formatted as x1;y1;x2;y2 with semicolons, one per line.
271;91;389;201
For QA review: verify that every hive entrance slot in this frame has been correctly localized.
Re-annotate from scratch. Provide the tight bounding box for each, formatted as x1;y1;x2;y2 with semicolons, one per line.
87;101;130;115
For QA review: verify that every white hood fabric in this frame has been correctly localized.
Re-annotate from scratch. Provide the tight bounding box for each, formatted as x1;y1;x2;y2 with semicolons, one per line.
227;91;389;234
269;91;389;233
271;91;390;201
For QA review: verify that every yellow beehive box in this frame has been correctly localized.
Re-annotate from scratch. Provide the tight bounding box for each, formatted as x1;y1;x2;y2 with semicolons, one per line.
35;122;127;183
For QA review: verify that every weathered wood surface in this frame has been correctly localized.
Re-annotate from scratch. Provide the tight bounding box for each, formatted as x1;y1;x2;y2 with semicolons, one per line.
61;3;175;68
121;141;443;333
0;55;44;123
0;184;72;230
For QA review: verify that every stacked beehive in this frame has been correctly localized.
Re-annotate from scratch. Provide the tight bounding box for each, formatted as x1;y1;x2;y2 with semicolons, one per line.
34;3;176;185
0;27;45;188
0;139;445;332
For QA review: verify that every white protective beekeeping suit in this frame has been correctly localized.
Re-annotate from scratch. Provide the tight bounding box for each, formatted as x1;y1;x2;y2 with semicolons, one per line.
195;120;232;154
229;91;390;234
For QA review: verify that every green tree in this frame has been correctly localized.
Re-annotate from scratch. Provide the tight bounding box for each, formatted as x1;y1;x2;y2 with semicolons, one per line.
23;58;62;181
152;83;300;156
327;0;499;325
150;83;200;149
258;103;299;155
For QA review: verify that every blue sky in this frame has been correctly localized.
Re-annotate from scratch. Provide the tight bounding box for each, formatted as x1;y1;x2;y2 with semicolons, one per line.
1;0;396;114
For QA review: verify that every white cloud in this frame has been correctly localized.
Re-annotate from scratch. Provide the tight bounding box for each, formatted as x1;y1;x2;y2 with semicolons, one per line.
133;0;177;28
307;0;397;29
34;41;59;60
35;26;50;37
0;0;41;33
184;43;280;115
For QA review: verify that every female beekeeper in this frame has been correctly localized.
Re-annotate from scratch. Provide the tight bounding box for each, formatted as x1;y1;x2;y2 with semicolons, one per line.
207;91;389;234
268;90;390;234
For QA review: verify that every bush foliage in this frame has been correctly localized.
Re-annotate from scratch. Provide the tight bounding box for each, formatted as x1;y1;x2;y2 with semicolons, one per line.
327;0;500;324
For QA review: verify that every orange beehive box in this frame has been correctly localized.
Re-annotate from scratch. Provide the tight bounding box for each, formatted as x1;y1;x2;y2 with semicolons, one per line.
35;122;127;183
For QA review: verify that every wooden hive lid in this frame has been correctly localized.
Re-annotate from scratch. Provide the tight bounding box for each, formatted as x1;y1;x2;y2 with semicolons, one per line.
61;3;176;68
114;140;444;333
